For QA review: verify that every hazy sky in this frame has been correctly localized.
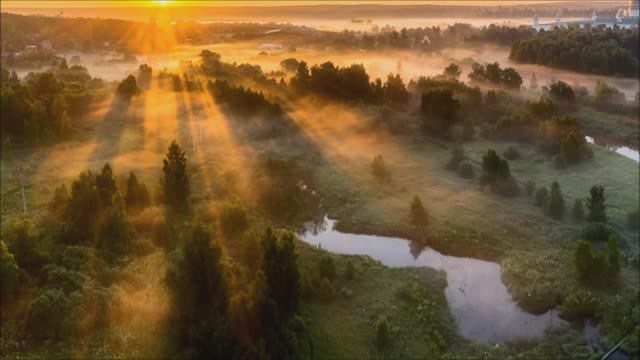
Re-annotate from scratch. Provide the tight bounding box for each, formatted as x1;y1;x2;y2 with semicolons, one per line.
1;0;625;8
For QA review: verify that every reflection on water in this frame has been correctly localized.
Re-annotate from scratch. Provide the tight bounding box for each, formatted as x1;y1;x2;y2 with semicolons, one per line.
585;136;640;163
299;217;565;344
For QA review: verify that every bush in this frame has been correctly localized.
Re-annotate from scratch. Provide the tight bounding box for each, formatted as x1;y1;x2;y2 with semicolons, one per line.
586;185;606;223
503;146;520;160
457;161;474;179
559;289;600;320
375;316;390;350
581;223;611;242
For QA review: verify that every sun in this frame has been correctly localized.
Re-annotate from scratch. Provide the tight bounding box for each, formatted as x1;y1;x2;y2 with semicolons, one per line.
153;0;173;5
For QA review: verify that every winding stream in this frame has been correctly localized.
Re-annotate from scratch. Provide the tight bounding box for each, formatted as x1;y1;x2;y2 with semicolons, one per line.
300;217;566;344
585;136;640;163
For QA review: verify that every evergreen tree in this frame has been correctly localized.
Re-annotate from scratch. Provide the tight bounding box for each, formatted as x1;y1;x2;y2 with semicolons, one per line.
586;185;606;223
163;141;189;212
606;235;620;276
410;195;429;229
95;163;117;208
545;181;565;219
261;229;300;320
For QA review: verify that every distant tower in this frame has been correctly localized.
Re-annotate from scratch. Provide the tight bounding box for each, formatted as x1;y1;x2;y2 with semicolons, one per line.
616;8;625;22
533;14;539;26
555;11;561;27
591;10;598;24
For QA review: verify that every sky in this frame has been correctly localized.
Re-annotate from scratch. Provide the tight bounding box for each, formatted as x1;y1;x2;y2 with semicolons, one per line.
1;0;624;8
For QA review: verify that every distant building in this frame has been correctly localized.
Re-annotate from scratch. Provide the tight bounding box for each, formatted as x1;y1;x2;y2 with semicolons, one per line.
24;45;37;54
533;0;639;30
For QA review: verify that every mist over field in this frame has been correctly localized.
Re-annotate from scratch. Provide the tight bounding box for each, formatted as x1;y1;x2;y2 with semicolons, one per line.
1;1;639;359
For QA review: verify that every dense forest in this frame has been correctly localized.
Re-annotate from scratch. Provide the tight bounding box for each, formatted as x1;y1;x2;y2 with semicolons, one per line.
510;26;640;77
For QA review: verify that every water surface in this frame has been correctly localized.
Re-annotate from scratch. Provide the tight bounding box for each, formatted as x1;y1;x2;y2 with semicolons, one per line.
300;217;565;344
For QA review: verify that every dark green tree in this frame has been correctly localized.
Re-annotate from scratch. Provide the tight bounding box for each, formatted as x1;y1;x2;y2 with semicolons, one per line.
443;63;462;80
410;195;429;229
95;163;117;208
163;141;190;212
546;181;565;220
165;222;233;357
606;235;620;276
586;185;606;223
261;229;300;320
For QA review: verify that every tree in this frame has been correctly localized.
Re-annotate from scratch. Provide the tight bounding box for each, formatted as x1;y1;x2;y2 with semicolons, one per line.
443;63;461;80
560;131;582;164
116;75;140;99
25;289;74;340
410;195;429;229
95;163;117;208
593;80;626;106
0;240;20;299
137;64;152;90
163;141;190;212
65;170;100;243
375;315;390;350
383;73;409;107
606;235;620;276
165;222;233;357
98;194;131;257
49;184;69;218
420;88;461;135
574;240;593;281
546;181;565;220
219;201;248;238
371;155;391;183
125;171;151;212
261;228;300;320
548;81;576;105
481;149;510;183
280;58;301;72
586;185;606;223
573;199;584;221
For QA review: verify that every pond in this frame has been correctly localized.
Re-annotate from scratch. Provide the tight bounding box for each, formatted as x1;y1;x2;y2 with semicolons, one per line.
299;217;566;344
